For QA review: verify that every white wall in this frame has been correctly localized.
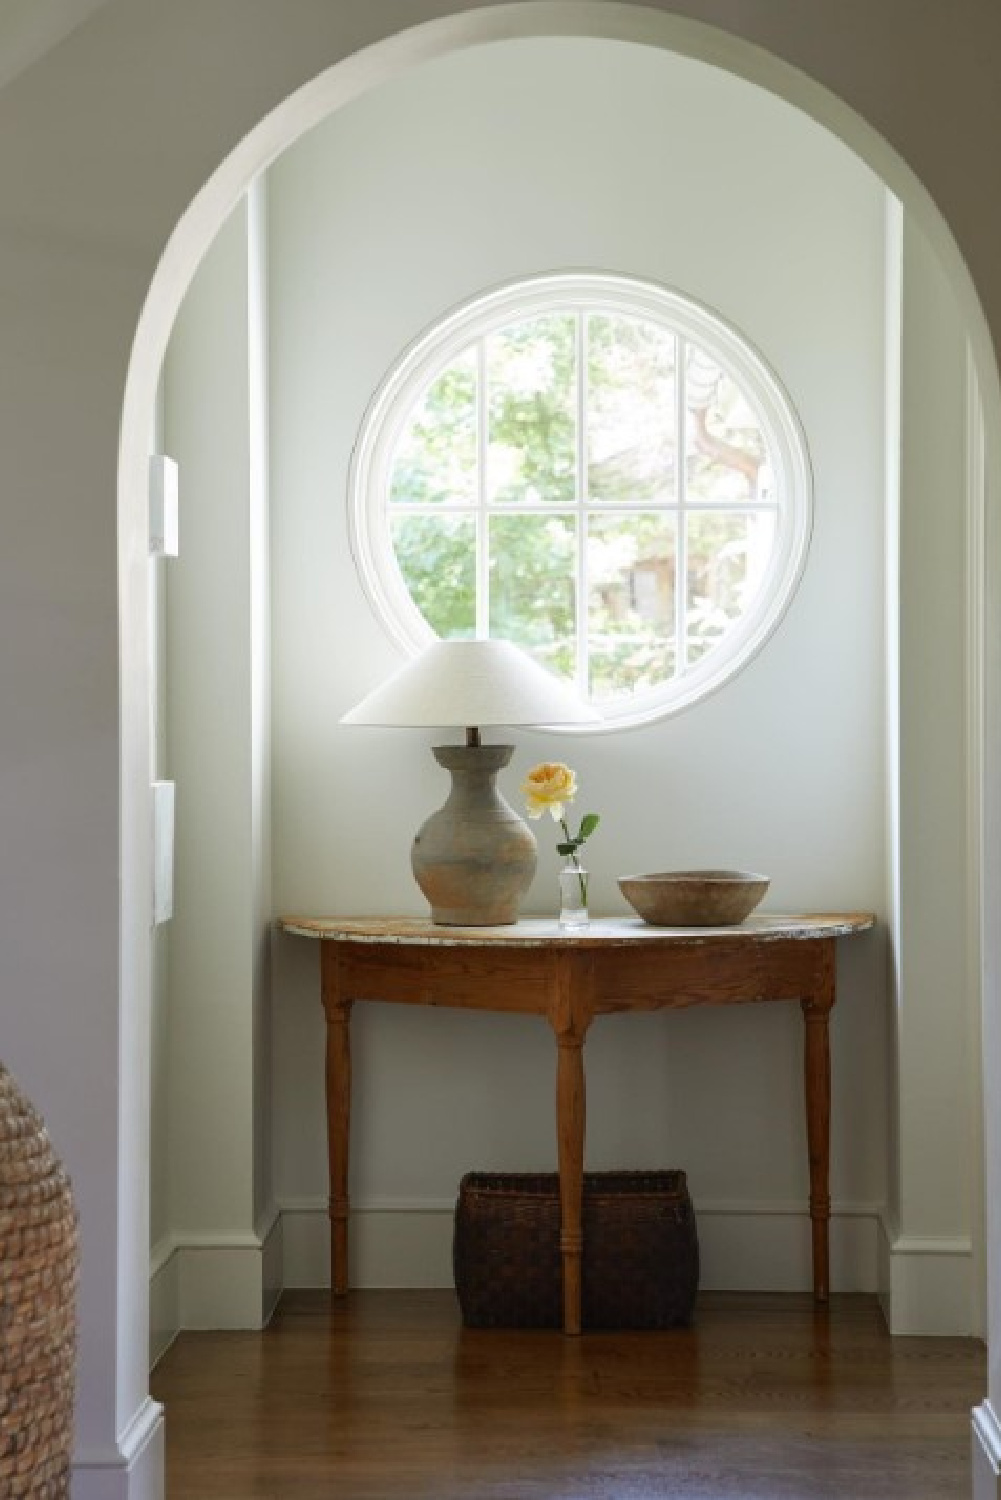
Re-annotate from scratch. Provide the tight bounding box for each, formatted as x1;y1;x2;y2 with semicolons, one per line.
880;208;982;1331
166;202;253;1234
0;4;993;1498
155;193;279;1341
268;37;890;1293
898;214;972;1238
145;21;982;1357
0;214;155;1492
148;385;173;1363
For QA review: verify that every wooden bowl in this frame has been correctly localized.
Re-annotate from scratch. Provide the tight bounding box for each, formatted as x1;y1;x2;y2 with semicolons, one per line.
618;869;770;927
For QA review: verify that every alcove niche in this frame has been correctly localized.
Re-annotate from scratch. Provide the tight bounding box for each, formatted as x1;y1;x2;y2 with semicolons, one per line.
144;30;983;1373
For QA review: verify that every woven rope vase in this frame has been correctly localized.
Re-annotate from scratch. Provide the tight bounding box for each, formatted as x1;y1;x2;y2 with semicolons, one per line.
0;1061;79;1498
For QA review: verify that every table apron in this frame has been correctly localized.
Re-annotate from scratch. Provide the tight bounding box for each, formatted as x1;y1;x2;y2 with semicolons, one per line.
324;942;553;1015
323;935;834;1018
591;938;833;1011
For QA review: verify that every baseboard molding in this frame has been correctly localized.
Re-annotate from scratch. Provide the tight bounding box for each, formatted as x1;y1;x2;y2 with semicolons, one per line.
281;1197;456;1289
973;1400;1001;1500
261;1209;284;1324
149;1236;180;1367
72;1396;165;1500
877;1214;976;1334
151;1201;976;1336
148;1208;282;1363
279;1195;882;1295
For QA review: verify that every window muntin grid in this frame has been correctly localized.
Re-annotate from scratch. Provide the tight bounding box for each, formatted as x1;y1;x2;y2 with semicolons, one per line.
350;274;811;729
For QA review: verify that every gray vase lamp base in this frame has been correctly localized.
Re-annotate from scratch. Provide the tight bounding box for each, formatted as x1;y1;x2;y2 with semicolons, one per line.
411;743;537;925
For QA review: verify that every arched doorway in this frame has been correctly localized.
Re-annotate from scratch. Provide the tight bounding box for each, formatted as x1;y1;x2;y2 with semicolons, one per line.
114;5;1001;1494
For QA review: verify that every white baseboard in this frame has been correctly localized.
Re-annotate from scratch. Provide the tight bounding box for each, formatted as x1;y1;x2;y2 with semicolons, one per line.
148;1209;282;1365
149;1237;180;1367
72;1396;165;1500
279;1195;882;1295
177;1237;267;1327
281;1197;455;1288
699;1200;879;1292
973;1400;1001;1500
877;1215;976;1334
150;1200;976;1337
261;1210;284;1324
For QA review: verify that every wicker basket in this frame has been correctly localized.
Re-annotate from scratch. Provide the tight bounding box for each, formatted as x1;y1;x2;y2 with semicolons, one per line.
453;1170;699;1330
0;1061;79;1498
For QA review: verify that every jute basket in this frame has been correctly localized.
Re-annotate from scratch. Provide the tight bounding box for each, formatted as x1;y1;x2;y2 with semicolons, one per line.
0;1061;79;1498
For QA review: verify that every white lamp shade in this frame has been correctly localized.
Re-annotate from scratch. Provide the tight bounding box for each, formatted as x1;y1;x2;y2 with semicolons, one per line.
341;638;601;729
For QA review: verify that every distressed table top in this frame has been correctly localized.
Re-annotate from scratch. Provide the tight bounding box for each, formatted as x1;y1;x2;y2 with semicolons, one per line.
279;912;875;948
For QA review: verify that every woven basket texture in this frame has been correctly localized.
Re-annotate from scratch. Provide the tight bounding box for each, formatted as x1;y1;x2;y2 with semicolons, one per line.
453;1169;699;1330
0;1062;79;1498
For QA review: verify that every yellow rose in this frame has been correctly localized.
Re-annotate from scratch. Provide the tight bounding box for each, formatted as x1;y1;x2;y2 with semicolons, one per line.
521;761;578;821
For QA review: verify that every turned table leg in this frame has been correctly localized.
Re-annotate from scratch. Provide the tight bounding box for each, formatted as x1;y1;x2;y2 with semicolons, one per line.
801;941;835;1303
556;1035;586;1335
549;951;592;1336
321;942;352;1298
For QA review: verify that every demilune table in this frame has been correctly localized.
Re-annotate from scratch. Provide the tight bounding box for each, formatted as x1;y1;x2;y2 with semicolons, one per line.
280;912;874;1335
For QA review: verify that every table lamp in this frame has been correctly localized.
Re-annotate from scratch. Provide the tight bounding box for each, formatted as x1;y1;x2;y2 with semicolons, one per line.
341;638;600;925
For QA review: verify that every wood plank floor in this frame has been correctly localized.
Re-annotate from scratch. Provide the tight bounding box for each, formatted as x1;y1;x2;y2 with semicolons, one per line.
150;1290;985;1499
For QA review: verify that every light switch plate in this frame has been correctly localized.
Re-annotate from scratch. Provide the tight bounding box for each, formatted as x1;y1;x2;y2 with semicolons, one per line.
151;780;175;925
149;454;179;557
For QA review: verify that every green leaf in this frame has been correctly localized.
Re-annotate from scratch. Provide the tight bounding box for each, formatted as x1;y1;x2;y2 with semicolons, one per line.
556;841;577;856
578;813;601;841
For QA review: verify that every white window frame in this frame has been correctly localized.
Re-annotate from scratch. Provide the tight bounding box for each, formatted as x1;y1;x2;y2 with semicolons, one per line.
349;272;813;731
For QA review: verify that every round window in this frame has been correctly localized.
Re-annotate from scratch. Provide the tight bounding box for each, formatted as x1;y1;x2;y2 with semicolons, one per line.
350;273;812;729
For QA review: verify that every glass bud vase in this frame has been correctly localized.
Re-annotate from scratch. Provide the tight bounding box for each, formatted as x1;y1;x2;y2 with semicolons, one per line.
558;857;590;931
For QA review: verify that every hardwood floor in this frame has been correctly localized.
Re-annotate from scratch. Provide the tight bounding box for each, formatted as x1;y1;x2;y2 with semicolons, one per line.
151;1290;985;1499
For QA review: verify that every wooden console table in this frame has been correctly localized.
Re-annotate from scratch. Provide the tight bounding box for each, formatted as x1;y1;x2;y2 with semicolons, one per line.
280;912;873;1334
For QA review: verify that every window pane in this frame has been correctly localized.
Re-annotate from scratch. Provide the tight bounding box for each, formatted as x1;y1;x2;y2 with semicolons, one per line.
390;347;477;506
685;511;776;663
358;273;811;726
685;345;768;504
587;314;676;503
488;514;575;678
391;513;476;637
486;315;576;504
587;513;677;701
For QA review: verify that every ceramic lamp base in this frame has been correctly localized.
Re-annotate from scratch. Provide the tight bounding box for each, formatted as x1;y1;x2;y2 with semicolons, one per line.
412;743;537;925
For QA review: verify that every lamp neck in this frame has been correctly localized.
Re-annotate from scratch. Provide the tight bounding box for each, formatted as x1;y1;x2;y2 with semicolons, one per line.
432;743;514;776
465;726;482;748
